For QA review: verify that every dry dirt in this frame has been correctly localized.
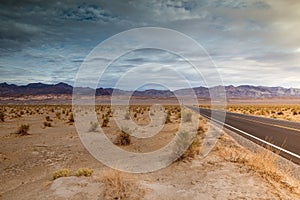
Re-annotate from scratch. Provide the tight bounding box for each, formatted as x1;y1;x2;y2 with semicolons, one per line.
0;105;299;200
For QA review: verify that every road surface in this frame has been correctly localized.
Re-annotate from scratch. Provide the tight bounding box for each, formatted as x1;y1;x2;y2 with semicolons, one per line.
189;107;300;164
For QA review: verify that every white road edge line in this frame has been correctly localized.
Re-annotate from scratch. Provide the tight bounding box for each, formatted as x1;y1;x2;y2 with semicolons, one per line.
197;111;300;160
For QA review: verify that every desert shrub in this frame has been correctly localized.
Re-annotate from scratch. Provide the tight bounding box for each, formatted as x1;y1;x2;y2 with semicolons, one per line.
68;113;74;122
216;135;300;193
102;117;109;127
174;131;200;161
45;116;52;121
177;111;181;119
114;127;131;146
181;136;201;160
75;168;93;177
15;124;30;136
88;121;99;132
246;147;282;181
277;111;283;115
55;112;61;119
101;170;144;200
219;146;248;164
133;113;137;118
43;121;52;127
197;124;206;135
52;168;70;180
0;111;4;122
165;111;171;124
182;111;192;122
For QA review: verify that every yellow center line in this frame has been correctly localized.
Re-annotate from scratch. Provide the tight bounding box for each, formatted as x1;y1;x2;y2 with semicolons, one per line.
230;115;300;133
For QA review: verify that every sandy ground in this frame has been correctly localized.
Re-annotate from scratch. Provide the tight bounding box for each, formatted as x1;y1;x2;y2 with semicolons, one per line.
0;105;299;199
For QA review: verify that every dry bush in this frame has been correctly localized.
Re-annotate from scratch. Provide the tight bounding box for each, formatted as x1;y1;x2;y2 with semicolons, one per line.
55;112;61;119
0;110;4;122
75;168;93;177
177;111;181;119
45;116;52;121
68;113;74;123
43;121;52;127
14;124;30;136
180;136;201;161
218;145;248;164
114;127;131;146
216;134;300;194
197;122;206;135
102;117;109;127
174;131;201;161
52;168;70;180
101;169;144;200
247;147;282;181
165;111;172;124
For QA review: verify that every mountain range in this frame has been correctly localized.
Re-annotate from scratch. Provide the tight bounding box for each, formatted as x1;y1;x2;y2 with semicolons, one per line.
1;82;300;98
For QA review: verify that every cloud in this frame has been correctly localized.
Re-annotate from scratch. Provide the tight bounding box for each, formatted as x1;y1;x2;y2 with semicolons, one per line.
61;3;118;22
0;0;300;88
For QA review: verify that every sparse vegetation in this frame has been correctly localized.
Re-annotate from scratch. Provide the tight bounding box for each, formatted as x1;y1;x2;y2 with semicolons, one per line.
52;168;70;180
43;121;52;127
68;113;74;123
55;112;61;119
101;169;144;200
14;124;30;136
165;111;171;124
0;110;4;122
75;168;93;177
174;131;201;161
177;111;181;120
45;116;52;121
224;104;300;122
114;127;131;146
1;104;299;199
102;117;109;127
216;134;300;194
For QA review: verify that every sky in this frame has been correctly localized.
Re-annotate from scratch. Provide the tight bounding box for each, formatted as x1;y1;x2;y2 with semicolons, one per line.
0;0;300;89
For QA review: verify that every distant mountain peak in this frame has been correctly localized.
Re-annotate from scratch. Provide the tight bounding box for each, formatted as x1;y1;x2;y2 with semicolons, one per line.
0;82;300;98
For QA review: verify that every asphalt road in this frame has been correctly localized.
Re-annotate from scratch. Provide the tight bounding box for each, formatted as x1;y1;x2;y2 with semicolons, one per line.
189;107;300;164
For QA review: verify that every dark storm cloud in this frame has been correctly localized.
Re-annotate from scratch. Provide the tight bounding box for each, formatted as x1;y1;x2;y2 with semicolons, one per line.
0;0;132;55
60;3;118;22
